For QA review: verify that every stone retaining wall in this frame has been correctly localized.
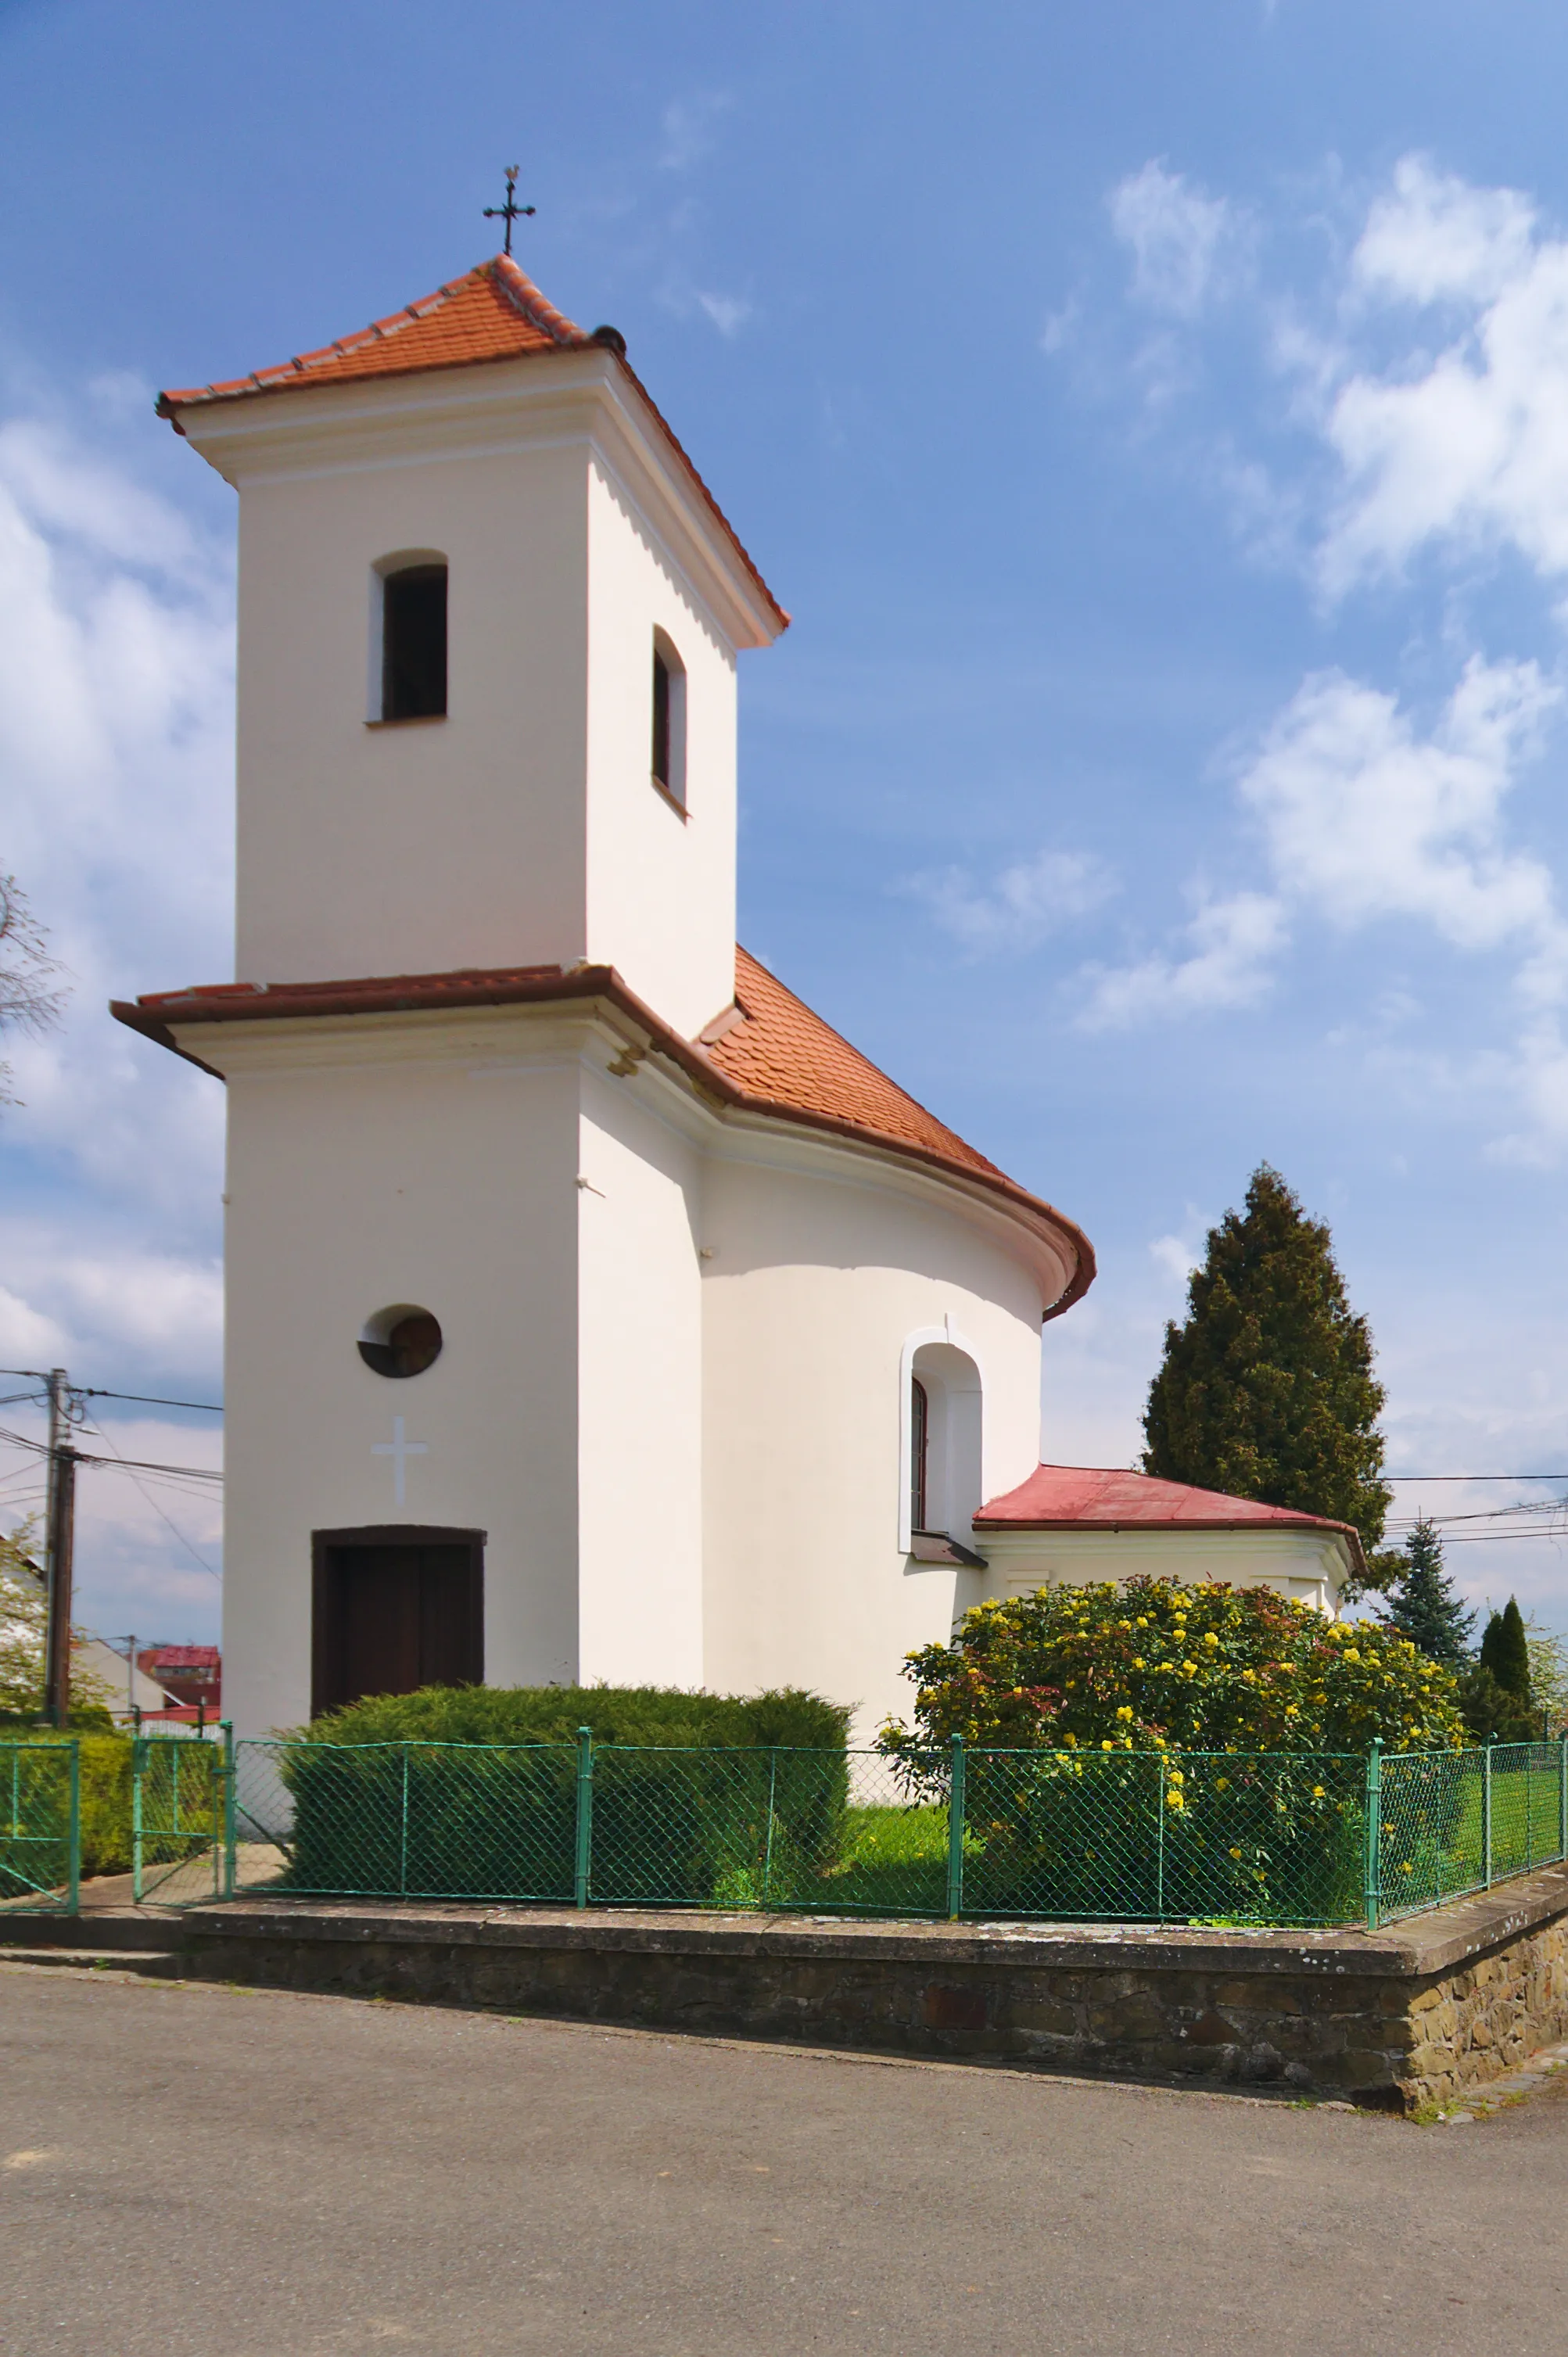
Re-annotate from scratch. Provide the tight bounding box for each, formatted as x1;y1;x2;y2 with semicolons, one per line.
160;1862;1568;2112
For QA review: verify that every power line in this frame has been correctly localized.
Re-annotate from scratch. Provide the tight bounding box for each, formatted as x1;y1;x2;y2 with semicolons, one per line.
76;1415;222;1587
80;1389;223;1415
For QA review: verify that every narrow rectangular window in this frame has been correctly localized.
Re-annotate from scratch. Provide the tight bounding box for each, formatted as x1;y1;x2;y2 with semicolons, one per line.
652;648;672;791
910;1377;929;1534
382;564;447;721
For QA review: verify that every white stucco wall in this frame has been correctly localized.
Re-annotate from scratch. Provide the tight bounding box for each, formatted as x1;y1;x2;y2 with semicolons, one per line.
232;436;593;985
213;1013;586;1734
698;1137;1050;1743
973;1526;1351;1617
584;460;739;1036
575;1060;705;1685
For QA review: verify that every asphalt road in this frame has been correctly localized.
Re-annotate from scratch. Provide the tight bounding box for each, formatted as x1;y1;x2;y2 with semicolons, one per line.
2;1962;1565;2357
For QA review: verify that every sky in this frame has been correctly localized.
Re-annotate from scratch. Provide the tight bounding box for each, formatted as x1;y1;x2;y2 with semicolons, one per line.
5;0;1568;1647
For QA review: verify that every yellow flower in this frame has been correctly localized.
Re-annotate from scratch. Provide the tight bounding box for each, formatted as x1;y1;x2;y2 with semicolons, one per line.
1344;1648;1361;1663
1101;1739;1114;1751
1229;1846;1243;1860
1168;1769;1184;1785
1166;1791;1186;1811
1136;1616;1149;1628
1202;1632;1219;1649
1312;1785;1326;1799
1182;1661;1198;1677
1132;1657;1145;1670
1115;1705;1134;1722
1215;1776;1229;1791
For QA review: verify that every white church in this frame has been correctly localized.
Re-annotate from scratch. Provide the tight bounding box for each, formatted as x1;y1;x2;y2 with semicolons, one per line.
113;251;1360;1741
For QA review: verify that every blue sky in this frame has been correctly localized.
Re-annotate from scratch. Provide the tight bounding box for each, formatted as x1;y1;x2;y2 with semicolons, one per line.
5;0;1568;1645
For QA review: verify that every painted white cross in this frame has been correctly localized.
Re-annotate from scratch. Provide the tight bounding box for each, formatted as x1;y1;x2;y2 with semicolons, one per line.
372;1415;428;1508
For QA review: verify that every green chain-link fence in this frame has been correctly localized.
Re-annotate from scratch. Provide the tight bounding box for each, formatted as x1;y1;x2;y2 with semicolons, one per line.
0;1739;78;1912
202;1731;1565;1928
12;1731;1568;1926
1373;1741;1568;1924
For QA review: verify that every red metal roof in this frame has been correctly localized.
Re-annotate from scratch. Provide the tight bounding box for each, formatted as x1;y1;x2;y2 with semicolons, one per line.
976;1464;1360;1545
111;952;1094;1318
141;1645;221;1669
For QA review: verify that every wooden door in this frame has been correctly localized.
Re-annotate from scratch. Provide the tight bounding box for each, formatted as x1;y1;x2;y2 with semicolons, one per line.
312;1529;483;1718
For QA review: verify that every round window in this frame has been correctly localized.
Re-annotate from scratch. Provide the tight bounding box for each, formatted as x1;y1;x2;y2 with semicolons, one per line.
357;1304;443;1379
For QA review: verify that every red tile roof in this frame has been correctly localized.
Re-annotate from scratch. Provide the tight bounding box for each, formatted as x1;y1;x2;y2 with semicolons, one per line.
157;257;591;410
156;254;788;636
111;951;1093;1317
976;1463;1361;1552
707;949;1005;1182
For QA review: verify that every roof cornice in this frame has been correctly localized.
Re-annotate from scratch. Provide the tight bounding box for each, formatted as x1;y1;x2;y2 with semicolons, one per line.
110;962;1095;1322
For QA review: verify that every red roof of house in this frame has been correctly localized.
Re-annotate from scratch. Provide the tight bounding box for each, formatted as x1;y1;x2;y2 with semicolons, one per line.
156;256;787;635
142;1645;221;1670
110;950;1094;1318
975;1464;1362;1559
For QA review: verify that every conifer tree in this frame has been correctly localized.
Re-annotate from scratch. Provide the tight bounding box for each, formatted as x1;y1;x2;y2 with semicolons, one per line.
1479;1598;1533;1704
1381;1516;1473;1667
1143;1165;1391;1550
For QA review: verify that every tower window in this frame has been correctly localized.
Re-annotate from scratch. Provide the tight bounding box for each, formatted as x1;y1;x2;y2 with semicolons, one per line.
380;562;447;721
651;630;687;809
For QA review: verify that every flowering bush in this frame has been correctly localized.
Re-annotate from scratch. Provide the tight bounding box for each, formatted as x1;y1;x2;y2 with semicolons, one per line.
880;1578;1467;1764
876;1580;1464;1925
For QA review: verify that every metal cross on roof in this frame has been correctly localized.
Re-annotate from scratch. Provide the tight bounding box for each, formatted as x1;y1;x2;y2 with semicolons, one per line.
484;165;536;257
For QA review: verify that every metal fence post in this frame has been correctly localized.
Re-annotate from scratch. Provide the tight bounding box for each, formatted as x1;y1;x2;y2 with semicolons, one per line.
1365;1738;1383;1932
574;1726;594;1909
65;1740;79;1917
945;1735;966;1920
131;1732;145;1905
1484;1742;1494;1890
221;1720;236;1900
1559;1735;1567;1865
762;1749;778;1908
1156;1753;1167;1922
399;1745;411;1898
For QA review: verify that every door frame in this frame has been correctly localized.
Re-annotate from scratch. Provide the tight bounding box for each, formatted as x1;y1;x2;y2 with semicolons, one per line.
310;1524;486;1721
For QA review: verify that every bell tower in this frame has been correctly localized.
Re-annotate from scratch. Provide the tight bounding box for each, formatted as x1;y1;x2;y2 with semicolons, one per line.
162;255;787;1038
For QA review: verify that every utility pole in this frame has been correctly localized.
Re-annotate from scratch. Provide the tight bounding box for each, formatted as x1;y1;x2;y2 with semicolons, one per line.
41;1367;77;1728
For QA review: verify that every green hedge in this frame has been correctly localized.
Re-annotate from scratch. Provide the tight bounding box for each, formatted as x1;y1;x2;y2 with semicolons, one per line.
305;1684;848;1749
283;1685;850;1906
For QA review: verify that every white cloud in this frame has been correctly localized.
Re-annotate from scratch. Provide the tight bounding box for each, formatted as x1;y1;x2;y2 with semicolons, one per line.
1240;656;1560;950
658;92;733;174
696;292;752;338
1315;156;1568;592
1079;890;1286;1029
0;408;233;1226
1148;1233;1200;1286
1352;154;1538;309
900;848;1114;956
1109;160;1243;320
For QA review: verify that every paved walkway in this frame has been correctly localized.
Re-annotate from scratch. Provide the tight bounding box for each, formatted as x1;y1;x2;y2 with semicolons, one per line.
2;1960;1566;2355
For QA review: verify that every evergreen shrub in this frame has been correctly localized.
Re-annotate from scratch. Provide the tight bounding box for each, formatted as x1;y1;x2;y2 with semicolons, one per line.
283;1686;849;1905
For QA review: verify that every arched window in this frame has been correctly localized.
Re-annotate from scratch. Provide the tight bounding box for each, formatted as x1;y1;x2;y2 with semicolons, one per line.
377;558;447;722
910;1377;929;1534
899;1333;984;1554
651;629;687;809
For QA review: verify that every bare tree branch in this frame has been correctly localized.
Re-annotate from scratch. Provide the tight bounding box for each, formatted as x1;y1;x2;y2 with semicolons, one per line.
0;874;68;1106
